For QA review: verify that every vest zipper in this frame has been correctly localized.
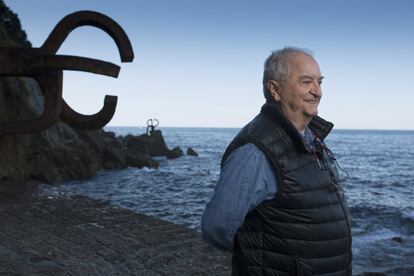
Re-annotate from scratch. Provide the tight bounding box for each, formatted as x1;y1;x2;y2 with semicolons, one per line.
328;168;352;271
294;256;300;275
318;147;352;271
327;162;341;192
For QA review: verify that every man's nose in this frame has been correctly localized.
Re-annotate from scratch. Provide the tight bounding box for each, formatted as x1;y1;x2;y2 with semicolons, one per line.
311;81;322;97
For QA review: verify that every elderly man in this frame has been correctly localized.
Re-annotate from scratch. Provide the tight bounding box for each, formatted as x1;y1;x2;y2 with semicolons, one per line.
201;47;352;275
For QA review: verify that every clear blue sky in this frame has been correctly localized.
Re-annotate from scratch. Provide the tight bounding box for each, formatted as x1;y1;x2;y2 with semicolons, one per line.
5;0;414;129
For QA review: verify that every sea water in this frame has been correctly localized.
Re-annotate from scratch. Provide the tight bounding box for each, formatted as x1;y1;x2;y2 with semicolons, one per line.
40;127;414;275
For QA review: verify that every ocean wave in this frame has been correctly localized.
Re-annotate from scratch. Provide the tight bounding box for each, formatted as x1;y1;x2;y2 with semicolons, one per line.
350;204;414;236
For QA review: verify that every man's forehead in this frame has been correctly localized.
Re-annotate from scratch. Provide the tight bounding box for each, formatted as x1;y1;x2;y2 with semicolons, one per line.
288;52;318;66
299;75;324;80
287;53;321;77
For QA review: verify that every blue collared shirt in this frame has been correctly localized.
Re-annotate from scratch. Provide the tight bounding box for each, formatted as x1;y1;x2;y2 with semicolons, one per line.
201;127;315;250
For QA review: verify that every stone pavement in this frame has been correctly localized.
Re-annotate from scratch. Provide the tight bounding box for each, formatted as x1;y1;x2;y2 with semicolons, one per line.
0;181;231;275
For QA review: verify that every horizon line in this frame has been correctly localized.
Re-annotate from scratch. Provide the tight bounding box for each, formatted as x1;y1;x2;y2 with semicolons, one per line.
104;126;414;132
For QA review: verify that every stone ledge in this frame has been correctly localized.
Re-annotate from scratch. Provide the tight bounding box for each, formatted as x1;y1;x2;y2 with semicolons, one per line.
0;181;231;275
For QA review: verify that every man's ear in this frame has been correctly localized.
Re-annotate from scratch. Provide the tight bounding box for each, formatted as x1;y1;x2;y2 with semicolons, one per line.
267;80;282;102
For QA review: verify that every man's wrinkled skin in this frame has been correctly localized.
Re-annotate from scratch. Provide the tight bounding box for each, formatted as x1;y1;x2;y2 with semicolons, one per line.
267;52;324;131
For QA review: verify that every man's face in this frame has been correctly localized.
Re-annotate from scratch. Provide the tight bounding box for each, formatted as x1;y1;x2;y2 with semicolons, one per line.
274;53;323;122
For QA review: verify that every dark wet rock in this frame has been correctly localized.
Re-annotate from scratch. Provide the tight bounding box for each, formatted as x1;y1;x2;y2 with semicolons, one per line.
126;153;159;169
361;272;387;276
123;134;149;156
0;77;44;182
102;136;127;170
167;147;183;159
0;0;31;47
29;158;62;184
116;135;125;146
391;236;403;243
137;130;170;156
187;147;198;156
36;126;136;182
119;133;178;169
102;131;116;141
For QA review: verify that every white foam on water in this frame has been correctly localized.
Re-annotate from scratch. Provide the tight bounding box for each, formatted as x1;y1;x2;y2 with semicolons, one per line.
401;207;414;221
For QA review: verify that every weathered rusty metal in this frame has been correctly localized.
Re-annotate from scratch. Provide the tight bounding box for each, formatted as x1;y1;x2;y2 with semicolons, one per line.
146;119;159;135
42;11;134;63
28;55;121;77
0;10;134;135
0;48;63;135
60;96;117;130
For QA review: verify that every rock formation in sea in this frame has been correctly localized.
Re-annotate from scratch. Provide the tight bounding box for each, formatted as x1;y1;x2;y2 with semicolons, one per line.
0;1;192;184
186;147;198;156
167;146;184;159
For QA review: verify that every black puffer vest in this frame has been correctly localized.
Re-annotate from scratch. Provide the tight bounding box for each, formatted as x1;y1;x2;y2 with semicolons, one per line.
222;103;352;276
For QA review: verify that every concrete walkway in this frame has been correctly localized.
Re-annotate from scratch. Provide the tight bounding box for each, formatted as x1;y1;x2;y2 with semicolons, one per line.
0;181;231;275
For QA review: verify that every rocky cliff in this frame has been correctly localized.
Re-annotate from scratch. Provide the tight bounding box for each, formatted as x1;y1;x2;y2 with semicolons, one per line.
0;1;175;184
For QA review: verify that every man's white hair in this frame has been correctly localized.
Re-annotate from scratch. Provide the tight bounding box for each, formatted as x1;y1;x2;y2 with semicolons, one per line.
262;47;314;101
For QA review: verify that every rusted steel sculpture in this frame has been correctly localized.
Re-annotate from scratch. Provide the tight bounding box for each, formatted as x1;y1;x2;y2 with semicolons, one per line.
0;11;134;135
146;118;159;135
